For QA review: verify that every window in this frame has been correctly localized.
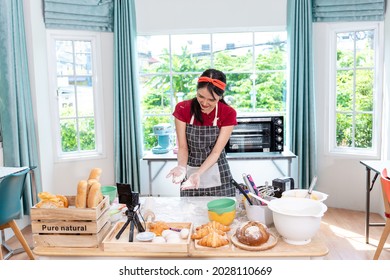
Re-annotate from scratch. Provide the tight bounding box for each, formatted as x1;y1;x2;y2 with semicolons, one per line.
137;31;287;151
47;31;104;161
329;23;383;156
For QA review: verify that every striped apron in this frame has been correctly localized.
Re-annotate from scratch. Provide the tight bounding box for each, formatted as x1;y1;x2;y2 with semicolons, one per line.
180;103;235;197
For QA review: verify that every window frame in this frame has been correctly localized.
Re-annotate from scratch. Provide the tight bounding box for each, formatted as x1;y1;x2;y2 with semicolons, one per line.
137;29;288;152
327;22;384;157
46;30;105;162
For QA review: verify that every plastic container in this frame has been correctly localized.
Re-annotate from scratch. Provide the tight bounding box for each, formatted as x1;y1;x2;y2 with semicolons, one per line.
207;198;236;226
244;199;273;226
267;197;328;245
101;186;117;204
282;189;328;202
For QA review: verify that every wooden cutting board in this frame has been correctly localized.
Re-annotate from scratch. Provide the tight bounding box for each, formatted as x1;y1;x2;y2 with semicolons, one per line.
230;232;278;251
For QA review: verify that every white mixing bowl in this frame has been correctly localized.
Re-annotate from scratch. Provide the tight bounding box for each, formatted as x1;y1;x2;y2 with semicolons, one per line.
267;197;328;245
282;189;328;202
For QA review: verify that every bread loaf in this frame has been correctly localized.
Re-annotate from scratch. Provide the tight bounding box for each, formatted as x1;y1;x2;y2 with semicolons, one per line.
235;221;270;246
87;181;102;208
88;168;102;181
75;180;88;208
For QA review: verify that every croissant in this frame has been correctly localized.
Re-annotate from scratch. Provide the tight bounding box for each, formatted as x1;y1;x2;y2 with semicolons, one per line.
197;231;229;248
191;226;226;239
149;221;170;236
196;221;231;232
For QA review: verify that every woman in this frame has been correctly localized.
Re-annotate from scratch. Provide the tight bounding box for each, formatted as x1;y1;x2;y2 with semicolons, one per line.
166;69;237;196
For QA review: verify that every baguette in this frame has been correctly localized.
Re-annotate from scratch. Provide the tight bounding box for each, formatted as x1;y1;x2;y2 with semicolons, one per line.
87;181;102;208
88;168;102;181
75;180;88;208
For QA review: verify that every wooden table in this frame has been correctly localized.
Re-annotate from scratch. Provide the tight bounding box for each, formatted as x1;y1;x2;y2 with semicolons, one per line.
359;160;390;244
33;197;328;260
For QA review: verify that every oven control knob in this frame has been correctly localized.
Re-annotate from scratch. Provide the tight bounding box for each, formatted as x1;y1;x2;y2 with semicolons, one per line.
277;145;283;150
276;128;282;134
276;136;283;142
275;118;283;125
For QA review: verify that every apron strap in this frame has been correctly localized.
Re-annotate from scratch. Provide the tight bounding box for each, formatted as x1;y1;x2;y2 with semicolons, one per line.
190;102;219;126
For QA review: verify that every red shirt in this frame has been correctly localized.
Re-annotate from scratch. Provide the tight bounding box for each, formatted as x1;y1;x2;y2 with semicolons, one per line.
173;100;237;128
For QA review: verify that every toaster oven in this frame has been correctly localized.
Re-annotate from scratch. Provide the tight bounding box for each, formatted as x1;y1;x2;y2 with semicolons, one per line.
225;116;284;153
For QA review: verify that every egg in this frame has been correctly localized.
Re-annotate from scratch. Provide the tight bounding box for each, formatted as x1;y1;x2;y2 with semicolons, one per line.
166;235;181;243
152;236;166;243
162;229;178;239
179;228;189;239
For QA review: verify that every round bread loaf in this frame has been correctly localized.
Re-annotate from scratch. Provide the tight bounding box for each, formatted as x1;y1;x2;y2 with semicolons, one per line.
235;221;270;246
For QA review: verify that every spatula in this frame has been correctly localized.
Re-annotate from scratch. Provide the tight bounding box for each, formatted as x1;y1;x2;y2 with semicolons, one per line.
305;176;318;198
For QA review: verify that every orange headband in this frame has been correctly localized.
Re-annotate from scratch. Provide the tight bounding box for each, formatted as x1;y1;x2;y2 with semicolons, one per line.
198;76;226;91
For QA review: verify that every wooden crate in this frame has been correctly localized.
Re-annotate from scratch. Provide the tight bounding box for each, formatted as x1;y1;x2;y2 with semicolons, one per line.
102;222;193;253
31;195;111;248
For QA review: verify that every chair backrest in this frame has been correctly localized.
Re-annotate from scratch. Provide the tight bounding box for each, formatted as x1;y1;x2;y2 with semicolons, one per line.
380;168;390;215
0;168;30;225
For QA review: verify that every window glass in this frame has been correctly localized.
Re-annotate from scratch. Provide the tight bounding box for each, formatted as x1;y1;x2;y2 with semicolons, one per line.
331;25;381;154
137;31;287;151
50;35;102;159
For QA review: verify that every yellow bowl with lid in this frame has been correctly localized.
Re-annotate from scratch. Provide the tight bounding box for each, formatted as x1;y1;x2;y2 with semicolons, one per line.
207;198;236;226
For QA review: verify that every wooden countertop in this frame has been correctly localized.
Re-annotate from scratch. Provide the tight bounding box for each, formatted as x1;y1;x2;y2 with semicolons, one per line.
32;197;328;259
33;234;328;259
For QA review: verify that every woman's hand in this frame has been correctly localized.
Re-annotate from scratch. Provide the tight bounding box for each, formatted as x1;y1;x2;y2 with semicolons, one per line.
166;165;186;184
180;173;200;190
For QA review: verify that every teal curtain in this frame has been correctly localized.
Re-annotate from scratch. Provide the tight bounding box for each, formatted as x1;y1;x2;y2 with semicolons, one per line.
113;0;142;192
312;0;386;22
43;0;114;32
0;0;42;214
287;0;317;189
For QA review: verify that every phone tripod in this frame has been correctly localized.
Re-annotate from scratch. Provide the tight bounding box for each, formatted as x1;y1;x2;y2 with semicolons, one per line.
115;204;145;242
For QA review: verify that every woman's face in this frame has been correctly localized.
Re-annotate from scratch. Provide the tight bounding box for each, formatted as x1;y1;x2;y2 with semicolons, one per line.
196;87;220;114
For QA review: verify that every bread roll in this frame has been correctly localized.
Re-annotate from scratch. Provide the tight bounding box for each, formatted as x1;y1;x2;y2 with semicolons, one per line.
56;195;69;208
75;180;88;208
88;168;102;181
87;181;102;208
36;200;64;208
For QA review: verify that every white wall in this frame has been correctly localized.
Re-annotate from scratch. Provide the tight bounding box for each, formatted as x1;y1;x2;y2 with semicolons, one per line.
23;0;115;197
135;0;287;34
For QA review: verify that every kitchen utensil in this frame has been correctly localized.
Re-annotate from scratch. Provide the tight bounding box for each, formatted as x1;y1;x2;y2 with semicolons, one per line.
231;178;253;205
242;173;255;194
267;197;327;245
247;191;270;205
272;177;295;198
305;176;318;198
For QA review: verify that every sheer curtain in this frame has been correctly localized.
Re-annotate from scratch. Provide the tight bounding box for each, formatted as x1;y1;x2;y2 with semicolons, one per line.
0;0;42;213
113;0;142;191
287;0;317;189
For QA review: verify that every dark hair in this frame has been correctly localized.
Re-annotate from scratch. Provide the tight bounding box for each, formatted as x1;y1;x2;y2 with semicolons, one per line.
191;69;227;124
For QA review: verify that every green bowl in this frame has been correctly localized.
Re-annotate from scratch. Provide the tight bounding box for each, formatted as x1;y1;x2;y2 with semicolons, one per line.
207;198;236;215
101;186;117;204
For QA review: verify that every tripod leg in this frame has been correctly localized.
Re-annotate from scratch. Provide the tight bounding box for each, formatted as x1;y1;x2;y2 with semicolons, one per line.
116;219;131;240
134;214;145;233
129;221;135;242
